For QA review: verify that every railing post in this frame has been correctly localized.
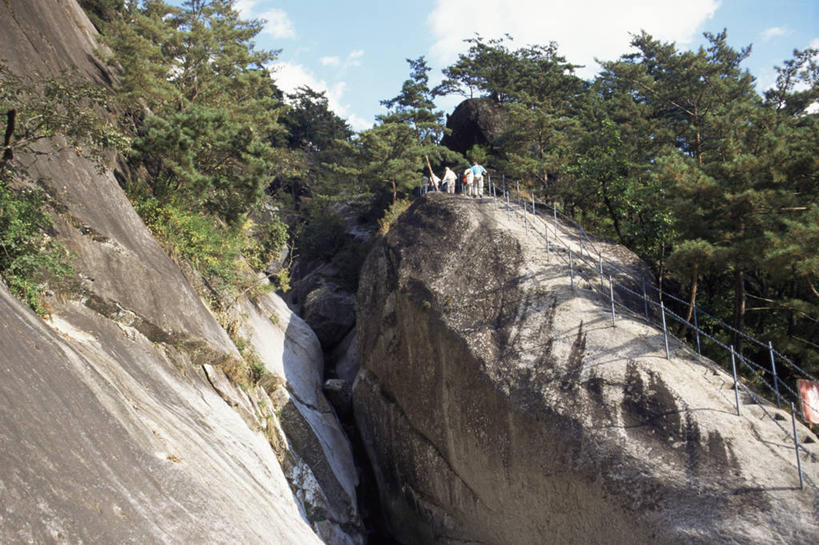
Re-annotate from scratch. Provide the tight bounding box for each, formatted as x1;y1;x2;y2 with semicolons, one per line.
524;207;529;236
693;305;701;355
553;202;558;235
731;345;741;416
532;194;536;215
660;301;670;359
579;224;584;257
609;275;616;326
488;173;491;200
516;180;521;209
569;248;574;291
599;255;604;292
642;278;649;322
545;225;550;257
791;402;804;489
505;190;510;220
769;342;781;408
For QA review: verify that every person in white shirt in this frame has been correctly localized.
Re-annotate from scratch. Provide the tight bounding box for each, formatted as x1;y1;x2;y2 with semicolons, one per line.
442;166;457;194
462;167;474;196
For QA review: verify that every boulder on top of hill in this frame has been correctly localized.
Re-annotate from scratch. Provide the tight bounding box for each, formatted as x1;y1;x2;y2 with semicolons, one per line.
441;98;509;155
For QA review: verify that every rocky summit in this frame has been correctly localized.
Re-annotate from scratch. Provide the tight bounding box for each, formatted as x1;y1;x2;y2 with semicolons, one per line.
355;192;819;545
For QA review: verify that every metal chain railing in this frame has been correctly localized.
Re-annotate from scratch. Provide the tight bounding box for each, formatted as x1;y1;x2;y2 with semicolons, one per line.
418;174;816;490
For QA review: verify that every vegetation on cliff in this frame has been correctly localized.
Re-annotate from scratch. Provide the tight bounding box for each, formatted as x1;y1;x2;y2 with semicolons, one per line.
429;32;817;381
1;0;815;382
0;64;125;314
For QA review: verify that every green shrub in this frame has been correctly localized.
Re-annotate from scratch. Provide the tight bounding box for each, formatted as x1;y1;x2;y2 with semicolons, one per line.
0;175;72;315
131;191;292;300
377;198;411;235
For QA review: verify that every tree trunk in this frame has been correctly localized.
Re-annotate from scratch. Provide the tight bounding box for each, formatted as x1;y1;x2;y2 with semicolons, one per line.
1;109;16;169
694;107;703;167
685;263;699;323
732;269;746;354
392;180;397;204
601;179;626;246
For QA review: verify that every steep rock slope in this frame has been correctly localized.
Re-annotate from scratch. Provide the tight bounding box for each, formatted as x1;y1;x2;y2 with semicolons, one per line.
355;192;818;545
0;1;361;543
0;283;324;544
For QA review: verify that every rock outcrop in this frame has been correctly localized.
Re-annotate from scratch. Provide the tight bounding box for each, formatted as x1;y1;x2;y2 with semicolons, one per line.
1;281;326;544
355;192;819;544
1;1;362;543
440;98;509;155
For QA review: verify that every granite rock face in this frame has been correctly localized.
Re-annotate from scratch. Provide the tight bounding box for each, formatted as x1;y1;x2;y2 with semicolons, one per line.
233;293;364;544
0;2;361;543
355;192;819;545
0;285;325;545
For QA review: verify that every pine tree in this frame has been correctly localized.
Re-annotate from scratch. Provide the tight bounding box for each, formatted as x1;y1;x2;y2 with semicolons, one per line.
104;0;288;224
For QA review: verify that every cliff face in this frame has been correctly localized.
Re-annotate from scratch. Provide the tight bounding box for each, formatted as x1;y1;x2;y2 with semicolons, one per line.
0;277;325;544
0;1;361;543
355;192;819;545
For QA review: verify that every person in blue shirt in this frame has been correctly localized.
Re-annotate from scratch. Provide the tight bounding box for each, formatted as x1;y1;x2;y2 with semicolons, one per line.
470;162;486;197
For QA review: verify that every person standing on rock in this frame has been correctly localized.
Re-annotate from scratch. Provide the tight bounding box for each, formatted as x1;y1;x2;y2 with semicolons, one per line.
442;166;457;194
471;162;486;197
463;167;474;196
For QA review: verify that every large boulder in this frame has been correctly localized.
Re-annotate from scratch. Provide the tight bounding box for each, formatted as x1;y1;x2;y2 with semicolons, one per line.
440;98;509;155
354;192;819;545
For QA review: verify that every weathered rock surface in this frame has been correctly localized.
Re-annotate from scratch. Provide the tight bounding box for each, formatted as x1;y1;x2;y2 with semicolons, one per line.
234;292;364;544
0;283;324;545
1;2;361;543
302;283;357;350
2;0;236;367
440;98;509;155
355;192;819;545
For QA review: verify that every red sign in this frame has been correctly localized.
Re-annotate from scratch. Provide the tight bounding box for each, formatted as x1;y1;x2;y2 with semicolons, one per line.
797;380;819;424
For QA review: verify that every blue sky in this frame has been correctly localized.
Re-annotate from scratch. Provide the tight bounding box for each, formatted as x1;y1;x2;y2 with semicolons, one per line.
227;1;818;131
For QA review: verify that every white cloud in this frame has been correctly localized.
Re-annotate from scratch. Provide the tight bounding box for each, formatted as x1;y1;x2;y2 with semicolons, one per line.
346;114;372;132
271;62;371;131
761;26;788;41
259;8;296;39
427;0;721;78
346;49;365;67
233;2;297;39
320;49;365;71
233;0;259;19
810;38;819;49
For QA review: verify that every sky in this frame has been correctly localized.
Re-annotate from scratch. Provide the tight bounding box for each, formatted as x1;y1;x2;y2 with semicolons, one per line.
225;0;818;131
